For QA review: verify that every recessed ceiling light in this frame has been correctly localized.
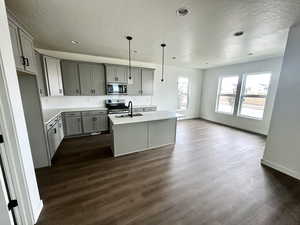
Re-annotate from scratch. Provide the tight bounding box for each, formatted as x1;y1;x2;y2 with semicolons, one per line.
172;56;176;60
176;7;190;16
71;40;79;45
234;31;244;37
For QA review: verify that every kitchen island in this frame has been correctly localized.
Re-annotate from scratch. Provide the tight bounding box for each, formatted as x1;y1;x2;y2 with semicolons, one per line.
109;111;177;157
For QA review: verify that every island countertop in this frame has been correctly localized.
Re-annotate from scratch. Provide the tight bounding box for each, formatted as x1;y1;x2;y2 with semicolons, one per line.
109;111;177;125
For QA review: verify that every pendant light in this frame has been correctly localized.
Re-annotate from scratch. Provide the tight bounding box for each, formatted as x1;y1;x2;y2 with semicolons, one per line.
126;36;133;80
160;43;166;82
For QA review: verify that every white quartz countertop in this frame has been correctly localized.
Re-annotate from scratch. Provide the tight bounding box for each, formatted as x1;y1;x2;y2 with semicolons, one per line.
43;107;107;124
109;111;177;125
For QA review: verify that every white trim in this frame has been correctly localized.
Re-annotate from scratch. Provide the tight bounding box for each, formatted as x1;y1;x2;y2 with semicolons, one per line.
261;159;300;180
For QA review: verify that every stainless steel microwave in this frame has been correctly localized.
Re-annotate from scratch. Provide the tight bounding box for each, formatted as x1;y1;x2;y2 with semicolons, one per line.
106;84;127;95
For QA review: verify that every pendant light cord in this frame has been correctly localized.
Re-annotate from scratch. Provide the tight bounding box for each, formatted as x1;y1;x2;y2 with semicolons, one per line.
161;43;166;82
126;36;133;79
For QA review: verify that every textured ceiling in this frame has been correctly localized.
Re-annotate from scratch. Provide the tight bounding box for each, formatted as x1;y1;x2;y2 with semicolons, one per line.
5;0;300;68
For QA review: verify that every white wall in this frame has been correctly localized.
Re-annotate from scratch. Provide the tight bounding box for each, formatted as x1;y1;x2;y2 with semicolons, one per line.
0;1;42;224
200;57;283;135
39;50;203;119
262;24;300;180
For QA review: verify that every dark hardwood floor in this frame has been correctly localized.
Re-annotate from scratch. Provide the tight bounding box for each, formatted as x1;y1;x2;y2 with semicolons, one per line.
36;119;300;225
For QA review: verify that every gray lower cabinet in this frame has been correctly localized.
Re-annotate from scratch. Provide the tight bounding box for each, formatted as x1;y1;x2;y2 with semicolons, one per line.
141;68;154;95
46;115;64;160
79;63;106;96
63;112;83;136
82;111;108;133
61;60;81;96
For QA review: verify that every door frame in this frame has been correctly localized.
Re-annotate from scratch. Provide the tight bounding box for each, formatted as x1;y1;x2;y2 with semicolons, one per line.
0;51;35;224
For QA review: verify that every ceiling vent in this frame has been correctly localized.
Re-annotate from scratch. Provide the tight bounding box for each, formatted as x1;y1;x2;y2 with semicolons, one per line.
176;7;190;16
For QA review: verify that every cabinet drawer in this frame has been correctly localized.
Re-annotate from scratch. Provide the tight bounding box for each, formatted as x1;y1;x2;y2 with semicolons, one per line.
143;107;157;112
82;110;107;116
63;112;81;117
133;108;143;113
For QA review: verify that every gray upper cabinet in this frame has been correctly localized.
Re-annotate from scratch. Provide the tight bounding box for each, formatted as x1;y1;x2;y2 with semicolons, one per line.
92;64;106;96
79;63;94;96
35;51;47;96
105;64;127;84
127;67;142;96
8;18;36;74
141;68;154;95
43;56;64;96
61;61;80;96
8;21;23;70
79;63;105;96
19;30;36;73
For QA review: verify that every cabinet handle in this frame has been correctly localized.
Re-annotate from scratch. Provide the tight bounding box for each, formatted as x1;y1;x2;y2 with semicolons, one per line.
59;89;62;94
53;128;57;134
25;58;30;66
21;56;26;66
76;89;79;95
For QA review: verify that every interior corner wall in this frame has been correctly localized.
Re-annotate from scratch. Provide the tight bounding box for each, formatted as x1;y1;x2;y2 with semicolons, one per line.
152;66;203;119
262;24;300;180
0;1;42;224
199;57;283;135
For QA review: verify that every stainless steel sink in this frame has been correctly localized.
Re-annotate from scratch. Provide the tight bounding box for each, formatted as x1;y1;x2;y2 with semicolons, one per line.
115;113;143;118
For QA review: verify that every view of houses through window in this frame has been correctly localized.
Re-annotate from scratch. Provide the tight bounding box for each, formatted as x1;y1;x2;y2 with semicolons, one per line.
216;73;271;119
177;77;189;111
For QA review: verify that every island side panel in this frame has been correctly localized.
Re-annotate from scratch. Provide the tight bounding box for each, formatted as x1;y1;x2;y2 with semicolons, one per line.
148;118;177;149
112;122;148;157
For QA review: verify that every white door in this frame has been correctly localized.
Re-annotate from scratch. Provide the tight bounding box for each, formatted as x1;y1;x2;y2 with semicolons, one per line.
0;133;17;225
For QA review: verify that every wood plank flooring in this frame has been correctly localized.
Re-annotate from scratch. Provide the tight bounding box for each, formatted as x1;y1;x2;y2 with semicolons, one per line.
36;119;300;225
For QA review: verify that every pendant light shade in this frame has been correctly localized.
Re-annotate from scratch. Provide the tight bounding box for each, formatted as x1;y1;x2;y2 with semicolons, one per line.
161;43;166;82
126;36;133;80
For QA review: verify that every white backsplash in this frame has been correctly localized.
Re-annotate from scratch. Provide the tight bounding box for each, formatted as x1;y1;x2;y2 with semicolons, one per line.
41;96;153;110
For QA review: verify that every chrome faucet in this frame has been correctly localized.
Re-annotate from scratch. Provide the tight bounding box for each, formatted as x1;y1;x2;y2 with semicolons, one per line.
128;101;133;117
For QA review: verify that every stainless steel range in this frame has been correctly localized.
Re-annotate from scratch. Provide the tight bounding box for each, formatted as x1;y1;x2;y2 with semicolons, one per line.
105;99;129;114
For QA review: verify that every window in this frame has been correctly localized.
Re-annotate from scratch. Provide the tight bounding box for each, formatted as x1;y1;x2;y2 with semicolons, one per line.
238;73;271;119
177;77;189;111
215;73;272;120
216;76;239;114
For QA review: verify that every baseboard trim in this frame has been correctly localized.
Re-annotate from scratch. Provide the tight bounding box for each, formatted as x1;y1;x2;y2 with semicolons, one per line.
261;159;300;180
33;200;43;223
198;117;267;137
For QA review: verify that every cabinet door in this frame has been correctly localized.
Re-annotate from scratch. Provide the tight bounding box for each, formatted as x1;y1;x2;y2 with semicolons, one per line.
141;68;154;95
98;115;108;131
92;64;106;96
47;126;57;159
57;116;64;143
83;116;100;133
116;66;128;83
64;116;82;136
19;30;36;73
127;67;142;95
8;21;24;70
61;61;80;96
105;65;117;83
35;51;47;96
79;63;93;96
44;56;64;96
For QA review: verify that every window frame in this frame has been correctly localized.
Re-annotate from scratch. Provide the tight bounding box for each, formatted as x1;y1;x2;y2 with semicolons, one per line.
215;75;240;115
177;76;190;112
237;72;272;120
